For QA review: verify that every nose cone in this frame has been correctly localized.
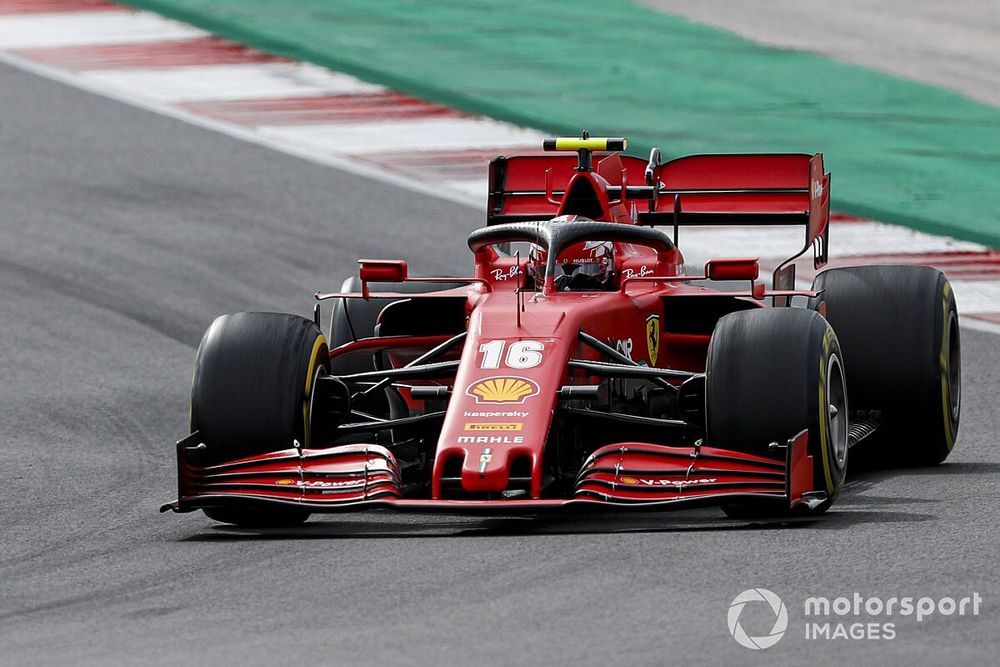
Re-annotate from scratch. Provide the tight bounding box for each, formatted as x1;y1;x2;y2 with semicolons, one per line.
431;307;574;498
455;436;525;492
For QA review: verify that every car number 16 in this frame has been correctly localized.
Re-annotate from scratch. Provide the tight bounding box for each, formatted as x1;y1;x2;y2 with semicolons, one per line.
478;340;545;369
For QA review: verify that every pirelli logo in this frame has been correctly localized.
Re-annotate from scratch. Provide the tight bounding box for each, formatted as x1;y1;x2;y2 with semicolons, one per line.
464;422;523;431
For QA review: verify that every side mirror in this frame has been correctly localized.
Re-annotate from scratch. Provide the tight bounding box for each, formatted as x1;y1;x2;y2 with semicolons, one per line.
358;259;408;299
704;257;759;282
359;259;408;283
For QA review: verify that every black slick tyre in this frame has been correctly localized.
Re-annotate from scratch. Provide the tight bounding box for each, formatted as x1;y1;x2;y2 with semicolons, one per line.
190;312;328;526
326;276;467;374
706;308;848;516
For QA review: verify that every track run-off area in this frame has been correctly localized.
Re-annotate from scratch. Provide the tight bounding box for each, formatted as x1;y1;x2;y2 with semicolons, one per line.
1;2;998;665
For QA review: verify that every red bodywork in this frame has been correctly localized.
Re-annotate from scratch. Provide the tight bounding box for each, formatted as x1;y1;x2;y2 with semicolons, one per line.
165;144;831;516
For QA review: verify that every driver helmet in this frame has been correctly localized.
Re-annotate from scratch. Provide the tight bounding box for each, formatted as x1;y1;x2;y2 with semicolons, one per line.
528;216;615;290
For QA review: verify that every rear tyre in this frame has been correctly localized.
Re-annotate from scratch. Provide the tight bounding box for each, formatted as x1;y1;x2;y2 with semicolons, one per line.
327;277;385;376
706;308;848;516
809;266;960;465
326;276;467;420
327;276;468;374
190;312;328;526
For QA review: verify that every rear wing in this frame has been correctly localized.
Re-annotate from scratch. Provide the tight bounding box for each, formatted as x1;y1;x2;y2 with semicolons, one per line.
486;150;831;270
639;153;830;269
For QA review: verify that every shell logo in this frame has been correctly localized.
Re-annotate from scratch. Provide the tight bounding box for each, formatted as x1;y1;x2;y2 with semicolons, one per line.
466;376;539;404
619;476;639;485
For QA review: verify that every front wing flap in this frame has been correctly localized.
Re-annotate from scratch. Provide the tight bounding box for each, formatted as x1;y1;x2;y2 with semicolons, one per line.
162;430;817;515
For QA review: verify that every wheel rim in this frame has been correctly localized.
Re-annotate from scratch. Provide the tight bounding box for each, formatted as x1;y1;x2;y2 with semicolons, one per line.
304;362;328;448
947;311;961;422
826;353;848;469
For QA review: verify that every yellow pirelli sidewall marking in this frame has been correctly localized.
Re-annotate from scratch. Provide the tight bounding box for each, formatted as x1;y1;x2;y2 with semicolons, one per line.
818;328;836;494
940;280;956;452
302;334;327;448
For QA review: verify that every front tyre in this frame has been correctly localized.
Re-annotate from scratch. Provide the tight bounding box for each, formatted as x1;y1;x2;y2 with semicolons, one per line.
190;312;328;526
706;308;848;516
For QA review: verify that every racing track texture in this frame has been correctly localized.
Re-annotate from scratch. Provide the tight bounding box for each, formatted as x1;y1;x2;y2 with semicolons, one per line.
0;62;998;666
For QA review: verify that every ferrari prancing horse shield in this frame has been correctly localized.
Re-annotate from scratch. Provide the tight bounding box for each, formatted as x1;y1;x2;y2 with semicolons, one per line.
646;314;661;365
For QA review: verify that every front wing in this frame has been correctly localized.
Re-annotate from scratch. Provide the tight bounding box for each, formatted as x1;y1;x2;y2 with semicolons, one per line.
161;430;821;515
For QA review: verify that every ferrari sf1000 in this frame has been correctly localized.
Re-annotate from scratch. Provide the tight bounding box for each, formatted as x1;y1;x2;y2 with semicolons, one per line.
162;135;961;526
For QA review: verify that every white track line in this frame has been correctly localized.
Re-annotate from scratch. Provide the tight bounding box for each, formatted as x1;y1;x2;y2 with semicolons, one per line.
262;118;547;154
672;224;986;269
959;317;1000;336
808;222;985;255
82;62;384;101
0;10;203;48
948;280;1000;314
444;179;492;199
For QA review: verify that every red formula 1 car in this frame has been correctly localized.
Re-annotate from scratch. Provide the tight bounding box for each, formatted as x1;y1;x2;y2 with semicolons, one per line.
162;135;961;526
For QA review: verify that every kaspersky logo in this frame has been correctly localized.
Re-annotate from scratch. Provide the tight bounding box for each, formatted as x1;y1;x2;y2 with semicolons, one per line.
727;588;788;649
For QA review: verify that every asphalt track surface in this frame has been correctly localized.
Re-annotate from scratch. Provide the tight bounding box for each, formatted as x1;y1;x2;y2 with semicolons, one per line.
1;62;998;666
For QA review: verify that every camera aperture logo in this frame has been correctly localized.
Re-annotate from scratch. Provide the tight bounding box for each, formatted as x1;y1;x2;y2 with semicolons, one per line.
727;588;788;650
727;589;983;648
